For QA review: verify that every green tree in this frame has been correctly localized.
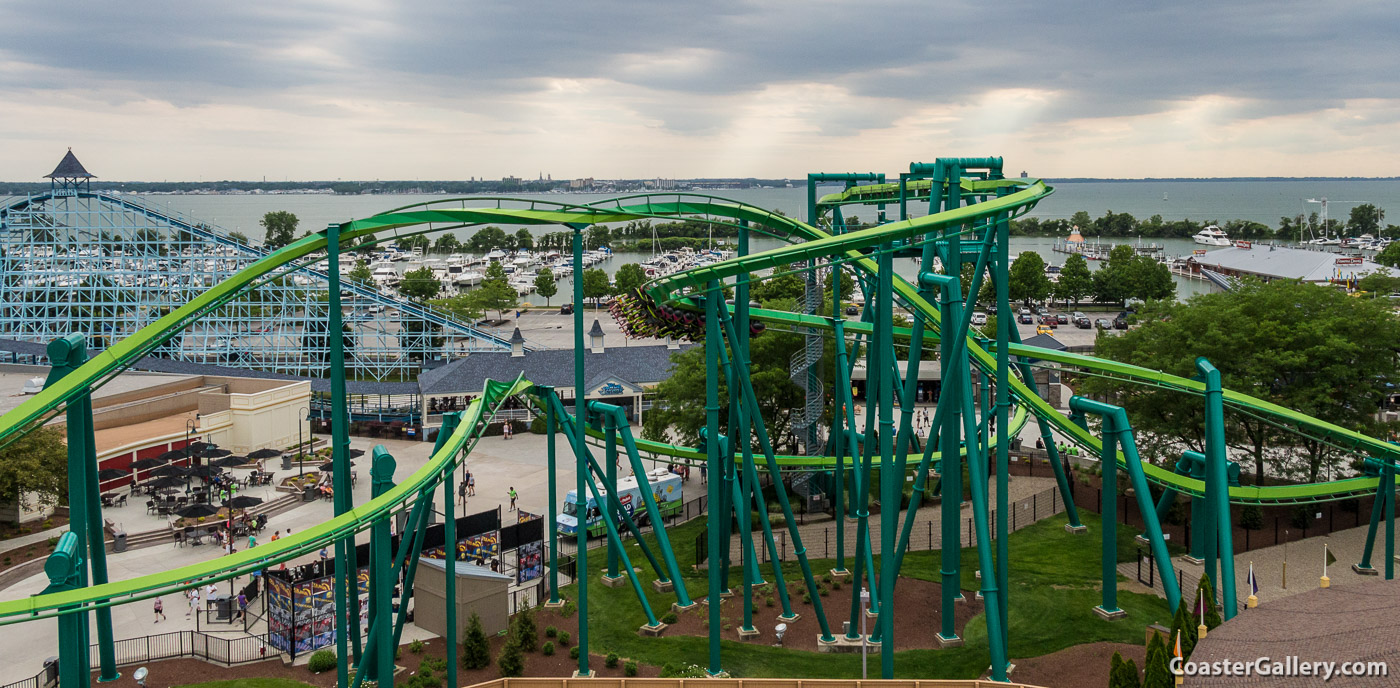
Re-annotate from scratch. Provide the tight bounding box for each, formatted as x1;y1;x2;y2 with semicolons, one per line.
1357;270;1400;296
1084;280;1400;483
1112;656;1142;688
1127;254;1175;302
259;211;299;249
1348;203;1386;235
642;325;803;454
433;234;463;255
749;267;806;305
496;638;525;677
511;608;538;652
1143;633;1172;688
0;424;68;510
432;293;484;323
581;268;611;308
1054;253;1094;306
513;228;535;251
1091;244;1138;305
1007;251;1053;304
613;263;648;295
227;231;250;246
470;261;517;321
586;224;611;248
399;266;442;302
346;260;375;289
823;266;855;302
469;226;510;252
533;268;558;306
1375;241;1400;268
1169;599;1197;660
398;234;430;254
460;612;491;669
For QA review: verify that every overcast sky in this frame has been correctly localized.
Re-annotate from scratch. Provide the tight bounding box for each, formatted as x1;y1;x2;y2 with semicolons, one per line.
1;1;1397;181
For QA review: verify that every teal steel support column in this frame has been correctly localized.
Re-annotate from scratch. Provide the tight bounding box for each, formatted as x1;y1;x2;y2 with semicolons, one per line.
604;411;620;581
704;282;723;676
993;203;1013;659
613;418;692;603
571;224;591;677
369;447;396;688
1094;408;1122;616
876;238;896;678
1388;459;1395;581
543;386;561;603
1355;460;1386;573
42;533;83;688
1197;358;1237;620
45;334;116;682
1071;397;1183;613
326;221;356;687
831;282;849;576
443;448;459;688
936;258;963;646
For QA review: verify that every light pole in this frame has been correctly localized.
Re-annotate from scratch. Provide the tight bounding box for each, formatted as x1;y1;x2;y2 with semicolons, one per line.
860;586;870;679
297;406;310;484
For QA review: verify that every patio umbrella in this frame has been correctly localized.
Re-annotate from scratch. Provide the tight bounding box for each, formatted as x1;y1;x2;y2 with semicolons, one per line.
211;455;249;468
204;448;233;459
151;465;191;478
318;460;355;472
225;495;263;510
188;442;215;454
348;449;365;458
189;465;224;478
247;448;282;459
147;476;186;489
130;456;171;470
97;468;130;481
175;504;221;519
157;449;189;462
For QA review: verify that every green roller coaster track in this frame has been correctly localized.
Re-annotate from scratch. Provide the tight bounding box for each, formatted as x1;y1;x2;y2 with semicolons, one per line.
3;162;1398;684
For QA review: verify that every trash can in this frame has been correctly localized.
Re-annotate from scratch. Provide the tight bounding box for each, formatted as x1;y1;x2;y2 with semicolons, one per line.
43;656;58;686
282;455;292;470
112;529;128;553
302;486;317;503
213;595;233;621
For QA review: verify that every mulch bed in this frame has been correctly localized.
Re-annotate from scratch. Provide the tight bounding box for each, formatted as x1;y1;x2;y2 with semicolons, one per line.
0;515;68;542
0;538;58;575
1009;641;1145;688
663;575;982;651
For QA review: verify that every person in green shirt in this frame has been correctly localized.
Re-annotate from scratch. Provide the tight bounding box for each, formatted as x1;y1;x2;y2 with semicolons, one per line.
508;487;518;511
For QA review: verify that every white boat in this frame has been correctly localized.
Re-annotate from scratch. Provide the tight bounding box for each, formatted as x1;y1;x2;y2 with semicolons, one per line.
370;262;399;285
1192;226;1230;246
456;269;483;287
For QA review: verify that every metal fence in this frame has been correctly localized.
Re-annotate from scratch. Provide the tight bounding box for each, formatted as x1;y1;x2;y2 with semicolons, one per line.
85;631;273;670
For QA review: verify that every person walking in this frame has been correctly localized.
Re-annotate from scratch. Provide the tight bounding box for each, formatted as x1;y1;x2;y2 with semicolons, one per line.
236;592;248;621
153;597;166;623
467;472;476;496
187;588;199;617
508;486;518;511
458;478;468;506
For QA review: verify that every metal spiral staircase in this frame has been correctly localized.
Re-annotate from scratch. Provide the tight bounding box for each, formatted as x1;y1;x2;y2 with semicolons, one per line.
788;266;826;456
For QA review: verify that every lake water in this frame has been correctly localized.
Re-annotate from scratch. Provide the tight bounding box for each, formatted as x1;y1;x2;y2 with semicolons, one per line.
112;180;1399;301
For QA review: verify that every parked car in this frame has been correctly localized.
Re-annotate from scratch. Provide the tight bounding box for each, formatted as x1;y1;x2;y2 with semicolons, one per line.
1095;318;1112;329
1035;324;1054;336
1039;315;1058;328
1072;311;1086;322
1075;316;1092;329
971;312;988;325
1056;313;1070;324
1113;313;1130;330
845;305;860;316
1018;311;1035;324
1035;306;1050;317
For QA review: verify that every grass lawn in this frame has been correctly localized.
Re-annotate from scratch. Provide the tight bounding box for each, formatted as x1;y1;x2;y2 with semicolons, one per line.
552;508;1183;678
175;680;317;688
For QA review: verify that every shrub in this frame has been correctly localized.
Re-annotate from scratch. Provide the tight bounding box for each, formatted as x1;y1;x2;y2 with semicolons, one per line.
561;599;577;617
660;612;678;624
404;673;442;688
660;662;708;678
624;660;638;677
764;596;774;608
1239;503;1264;531
606;652;620;668
557;631;571;646
409;639;426;654
497;640;525;677
831;578;842;590
460;612;491;670
421;656;448;674
542;641;555;656
819;586;830;597
569;646;580;660
545;625;558;638
1288;505;1312;530
308;649;337;674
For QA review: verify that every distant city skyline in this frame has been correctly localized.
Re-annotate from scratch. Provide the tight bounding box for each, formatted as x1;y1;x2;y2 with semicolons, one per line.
1;2;1397;181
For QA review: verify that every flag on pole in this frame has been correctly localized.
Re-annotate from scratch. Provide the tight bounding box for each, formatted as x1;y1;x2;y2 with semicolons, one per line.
1174;631;1182;660
1199;588;1206;621
1325;543;1337;567
1248;562;1259;595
